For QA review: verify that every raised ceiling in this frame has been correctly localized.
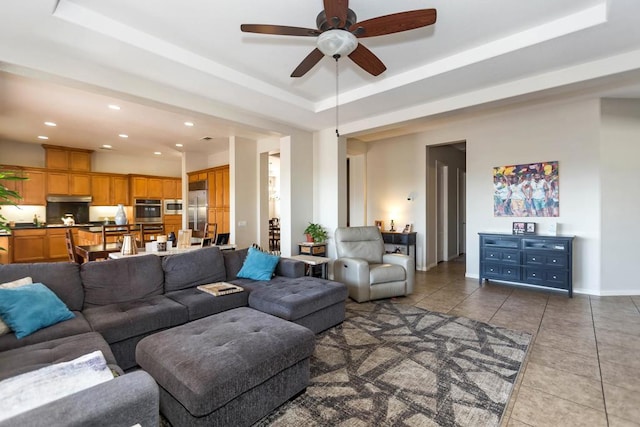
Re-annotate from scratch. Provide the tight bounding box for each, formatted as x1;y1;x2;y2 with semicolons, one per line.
1;0;639;157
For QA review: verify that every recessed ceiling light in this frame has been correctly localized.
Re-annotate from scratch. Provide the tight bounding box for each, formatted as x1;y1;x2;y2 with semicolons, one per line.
37;135;49;140
154;151;162;155
118;134;128;138
44;121;57;127
108;104;121;110
102;144;112;149
175;143;183;147
184;121;194;127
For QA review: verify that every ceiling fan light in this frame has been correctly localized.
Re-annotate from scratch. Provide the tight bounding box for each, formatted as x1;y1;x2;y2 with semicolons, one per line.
317;29;357;57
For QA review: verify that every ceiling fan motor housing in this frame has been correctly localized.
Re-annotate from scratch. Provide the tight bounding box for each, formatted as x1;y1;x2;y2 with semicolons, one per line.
316;9;357;31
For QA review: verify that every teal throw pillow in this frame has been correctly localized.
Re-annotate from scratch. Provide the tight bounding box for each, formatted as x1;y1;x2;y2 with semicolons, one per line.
0;283;75;339
236;247;280;281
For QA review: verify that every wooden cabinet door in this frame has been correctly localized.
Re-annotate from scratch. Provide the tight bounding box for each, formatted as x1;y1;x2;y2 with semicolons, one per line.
214;207;230;233
131;177;147;199
214;167;230;208
207;172;216;207
69;151;91;171
162;179;179;199
0;169;22;204
0;236;10;264
111;176;129;205
47;228;69;259
21;169;46;205
163;214;183;237
147;178;163;198
70;173;91;195
91;175;111;205
47;171;69;195
12;229;46;262
45;148;69;170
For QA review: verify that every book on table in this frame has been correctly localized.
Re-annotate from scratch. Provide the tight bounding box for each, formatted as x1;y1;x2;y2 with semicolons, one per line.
196;282;244;296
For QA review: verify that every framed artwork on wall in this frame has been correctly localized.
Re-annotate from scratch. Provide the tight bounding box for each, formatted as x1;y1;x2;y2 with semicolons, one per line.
493;161;559;217
374;220;384;230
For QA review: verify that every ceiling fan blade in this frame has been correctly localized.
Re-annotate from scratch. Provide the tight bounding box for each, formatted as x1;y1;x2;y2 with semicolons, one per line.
348;43;386;76
241;24;320;37
291;48;325;77
323;0;349;28
350;9;437;38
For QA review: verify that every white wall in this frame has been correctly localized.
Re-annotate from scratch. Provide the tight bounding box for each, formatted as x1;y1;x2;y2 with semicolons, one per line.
600;99;640;295
0;141;45;167
363;98;606;294
229;137;257;248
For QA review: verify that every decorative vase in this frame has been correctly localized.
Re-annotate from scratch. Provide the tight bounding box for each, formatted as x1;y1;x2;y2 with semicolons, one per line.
115;204;127;225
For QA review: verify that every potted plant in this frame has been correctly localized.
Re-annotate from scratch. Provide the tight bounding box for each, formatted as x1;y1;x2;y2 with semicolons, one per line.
303;222;328;243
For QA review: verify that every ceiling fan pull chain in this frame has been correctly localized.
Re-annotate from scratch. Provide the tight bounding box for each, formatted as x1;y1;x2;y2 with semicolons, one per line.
335;55;340;137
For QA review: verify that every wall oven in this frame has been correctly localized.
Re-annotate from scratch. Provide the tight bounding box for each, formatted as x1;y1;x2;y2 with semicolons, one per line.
164;199;183;215
134;198;163;223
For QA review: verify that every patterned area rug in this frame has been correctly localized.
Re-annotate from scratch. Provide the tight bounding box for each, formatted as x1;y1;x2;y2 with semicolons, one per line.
256;301;531;426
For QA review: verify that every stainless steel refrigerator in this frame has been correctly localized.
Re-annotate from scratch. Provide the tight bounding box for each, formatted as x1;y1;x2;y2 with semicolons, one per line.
188;181;208;238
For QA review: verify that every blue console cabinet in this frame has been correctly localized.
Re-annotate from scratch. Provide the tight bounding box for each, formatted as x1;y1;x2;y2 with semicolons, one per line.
478;232;575;297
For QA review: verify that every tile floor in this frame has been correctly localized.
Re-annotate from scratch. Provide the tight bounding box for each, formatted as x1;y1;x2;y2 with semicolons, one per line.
392;256;640;427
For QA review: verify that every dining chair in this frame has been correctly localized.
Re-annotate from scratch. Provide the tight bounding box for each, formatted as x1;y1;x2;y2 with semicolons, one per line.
64;228;81;263
140;223;165;245
101;224;137;249
204;223;218;242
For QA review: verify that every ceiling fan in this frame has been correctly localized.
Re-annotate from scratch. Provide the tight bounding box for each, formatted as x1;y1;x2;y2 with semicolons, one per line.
240;0;437;77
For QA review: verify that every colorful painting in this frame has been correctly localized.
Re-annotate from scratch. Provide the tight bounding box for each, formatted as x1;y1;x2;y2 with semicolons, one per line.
493;161;559;217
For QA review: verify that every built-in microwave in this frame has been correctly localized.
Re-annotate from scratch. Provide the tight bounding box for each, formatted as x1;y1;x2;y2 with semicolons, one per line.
164;199;183;215
134;198;163;223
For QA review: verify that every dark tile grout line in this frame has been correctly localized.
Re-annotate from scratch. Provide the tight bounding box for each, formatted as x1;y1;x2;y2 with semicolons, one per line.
590;295;611;427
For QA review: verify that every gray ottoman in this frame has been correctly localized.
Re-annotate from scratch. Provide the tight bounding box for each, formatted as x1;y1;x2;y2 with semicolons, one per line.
243;276;349;333
135;307;315;427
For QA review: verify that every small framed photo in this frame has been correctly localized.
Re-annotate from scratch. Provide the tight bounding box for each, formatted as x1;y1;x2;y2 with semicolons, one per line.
402;224;412;233
512;222;526;235
525;222;536;234
374;220;384;230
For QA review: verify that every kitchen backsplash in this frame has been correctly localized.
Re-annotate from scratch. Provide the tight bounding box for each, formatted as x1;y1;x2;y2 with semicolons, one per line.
1;205;135;225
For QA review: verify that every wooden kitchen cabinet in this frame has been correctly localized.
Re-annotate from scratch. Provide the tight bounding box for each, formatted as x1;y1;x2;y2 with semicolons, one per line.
47;227;77;260
130;176;148;199
0;236;10;264
188;172;207;183
91;174;129;205
70;173;91;195
215;167;229;208
44;145;92;171
147;178;163;198
163;178;181;199
48;172;91;196
91;174;111;205
47;171;69;194
111;175;129;205
208;207;230;234
164;214;183;237
20;169;46;205
12;229;46;263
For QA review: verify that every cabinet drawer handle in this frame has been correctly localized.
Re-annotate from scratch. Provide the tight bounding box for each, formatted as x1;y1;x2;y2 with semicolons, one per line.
506;270;511;274
532;257;536;261
552;260;557;263
532;273;536;277
489;268;494;272
552;275;557;279
506;255;511;259
490;254;495;257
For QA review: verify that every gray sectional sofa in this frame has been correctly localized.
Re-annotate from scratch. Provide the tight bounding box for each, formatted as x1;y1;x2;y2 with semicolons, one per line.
0;246;348;426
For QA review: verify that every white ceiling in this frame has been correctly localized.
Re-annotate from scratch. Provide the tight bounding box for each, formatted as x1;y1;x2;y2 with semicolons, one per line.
1;0;640;158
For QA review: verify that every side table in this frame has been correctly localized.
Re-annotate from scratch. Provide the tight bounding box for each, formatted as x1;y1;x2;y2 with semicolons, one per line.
289;255;330;279
297;242;327;256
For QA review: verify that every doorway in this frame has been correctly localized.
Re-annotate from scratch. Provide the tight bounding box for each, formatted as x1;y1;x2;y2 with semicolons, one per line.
436;161;448;263
427;142;466;269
